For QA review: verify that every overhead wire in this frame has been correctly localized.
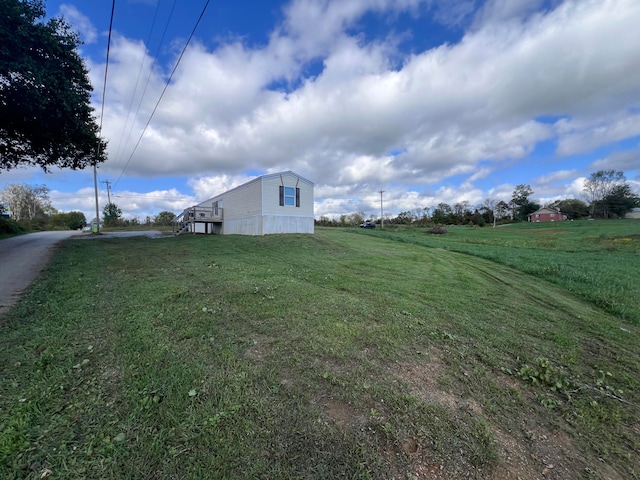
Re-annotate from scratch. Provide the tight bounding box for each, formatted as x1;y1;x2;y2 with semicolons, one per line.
113;194;192;200
93;0;116;225
111;0;179;174
113;0;211;189
98;0;116;162
111;0;163;170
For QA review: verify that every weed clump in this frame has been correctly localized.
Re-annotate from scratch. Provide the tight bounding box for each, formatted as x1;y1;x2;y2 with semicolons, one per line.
427;226;448;235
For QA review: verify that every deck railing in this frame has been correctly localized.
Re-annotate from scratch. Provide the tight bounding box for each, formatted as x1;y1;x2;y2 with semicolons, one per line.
172;206;223;234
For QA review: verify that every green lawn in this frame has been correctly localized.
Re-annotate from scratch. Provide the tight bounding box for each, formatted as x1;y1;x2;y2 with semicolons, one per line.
1;222;638;479
372;220;640;324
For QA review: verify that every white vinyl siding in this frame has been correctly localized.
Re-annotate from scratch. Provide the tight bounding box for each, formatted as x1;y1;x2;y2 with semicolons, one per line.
195;171;314;235
262;173;314;217
262;215;314;234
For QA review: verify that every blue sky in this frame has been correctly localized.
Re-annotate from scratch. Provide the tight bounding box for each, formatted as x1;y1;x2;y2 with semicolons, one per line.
2;0;639;221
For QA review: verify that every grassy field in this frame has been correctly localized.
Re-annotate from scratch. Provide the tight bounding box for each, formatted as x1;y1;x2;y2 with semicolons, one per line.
0;221;638;479
370;220;640;324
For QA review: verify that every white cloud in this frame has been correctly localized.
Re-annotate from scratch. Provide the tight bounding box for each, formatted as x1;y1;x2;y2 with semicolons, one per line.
48;186;195;223
59;4;98;44
111;189;193;218
471;0;549;29
95;1;640;179
467;167;493;182
433;0;477;27
565;177;588;199
556;115;640;157
486;183;517;202
279;0;427;58
534;169;579;184
589;147;640;172
187;174;257;200
55;0;640;219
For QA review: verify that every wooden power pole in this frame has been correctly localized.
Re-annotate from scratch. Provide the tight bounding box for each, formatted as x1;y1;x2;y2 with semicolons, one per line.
102;180;112;204
379;190;384;229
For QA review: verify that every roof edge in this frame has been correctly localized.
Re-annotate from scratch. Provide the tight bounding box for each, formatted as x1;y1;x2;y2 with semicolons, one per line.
197;170;313;206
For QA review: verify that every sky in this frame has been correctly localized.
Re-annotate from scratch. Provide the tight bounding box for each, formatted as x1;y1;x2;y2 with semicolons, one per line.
2;0;640;222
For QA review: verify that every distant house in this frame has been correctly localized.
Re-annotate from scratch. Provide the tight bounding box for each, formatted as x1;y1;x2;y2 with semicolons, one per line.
173;171;314;236
527;207;567;222
626;208;640;219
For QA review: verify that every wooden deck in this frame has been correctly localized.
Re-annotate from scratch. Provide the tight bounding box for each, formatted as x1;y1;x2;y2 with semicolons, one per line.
173;206;223;235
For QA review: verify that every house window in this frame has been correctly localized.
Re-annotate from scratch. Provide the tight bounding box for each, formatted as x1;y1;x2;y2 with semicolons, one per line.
550;213;555;217
284;187;295;206
279;186;300;207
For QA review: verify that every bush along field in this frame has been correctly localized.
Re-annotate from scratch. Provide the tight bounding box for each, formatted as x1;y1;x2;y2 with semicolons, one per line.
0;221;638;479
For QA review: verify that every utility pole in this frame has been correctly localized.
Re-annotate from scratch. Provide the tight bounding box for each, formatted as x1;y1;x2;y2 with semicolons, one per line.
379;190;385;229
102;180;112;204
93;161;100;233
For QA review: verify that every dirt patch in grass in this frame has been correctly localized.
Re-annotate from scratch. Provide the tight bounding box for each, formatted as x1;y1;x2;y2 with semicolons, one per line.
392;353;481;413
489;426;586;480
322;399;364;431
389;353;597;480
245;335;271;362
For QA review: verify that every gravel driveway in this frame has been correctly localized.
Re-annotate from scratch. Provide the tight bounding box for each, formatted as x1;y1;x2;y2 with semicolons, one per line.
0;231;80;318
0;230;166;319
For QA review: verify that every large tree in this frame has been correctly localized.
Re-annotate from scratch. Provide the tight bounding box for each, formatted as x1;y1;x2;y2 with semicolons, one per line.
102;202;122;227
511;184;539;221
549;198;589;220
0;183;50;221
154;211;176;226
602;184;640;218
0;0;107;171
432;202;453;224
584;170;638;218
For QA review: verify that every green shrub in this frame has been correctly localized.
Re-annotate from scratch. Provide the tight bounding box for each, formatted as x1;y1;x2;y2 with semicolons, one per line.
0;217;24;235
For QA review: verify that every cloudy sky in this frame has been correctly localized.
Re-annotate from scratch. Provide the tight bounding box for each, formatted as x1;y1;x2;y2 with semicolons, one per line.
2;0;639;221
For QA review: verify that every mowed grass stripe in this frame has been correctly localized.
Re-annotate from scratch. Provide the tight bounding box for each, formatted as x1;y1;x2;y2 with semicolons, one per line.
0;228;638;479
363;220;640;324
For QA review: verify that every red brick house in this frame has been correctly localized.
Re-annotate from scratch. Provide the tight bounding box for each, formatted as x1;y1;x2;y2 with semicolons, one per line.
528;207;567;222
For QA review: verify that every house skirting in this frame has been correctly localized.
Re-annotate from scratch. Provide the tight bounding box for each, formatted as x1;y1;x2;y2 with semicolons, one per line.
220;214;314;235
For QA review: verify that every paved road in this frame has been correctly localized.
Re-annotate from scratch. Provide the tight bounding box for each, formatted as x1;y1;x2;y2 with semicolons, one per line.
0;230;79;318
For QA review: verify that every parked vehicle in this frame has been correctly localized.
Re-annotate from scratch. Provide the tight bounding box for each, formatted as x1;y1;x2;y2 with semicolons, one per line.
359;221;376;229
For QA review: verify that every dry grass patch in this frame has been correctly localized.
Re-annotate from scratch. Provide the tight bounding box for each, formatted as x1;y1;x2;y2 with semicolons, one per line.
388;350;600;480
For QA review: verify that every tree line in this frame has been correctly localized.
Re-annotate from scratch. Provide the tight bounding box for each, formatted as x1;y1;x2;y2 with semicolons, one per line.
2;169;637;234
100;202;175;228
0;183;176;234
317;170;639;227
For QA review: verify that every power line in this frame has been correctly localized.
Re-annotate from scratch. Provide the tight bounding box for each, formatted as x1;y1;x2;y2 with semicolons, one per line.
49;193;190;202
99;1;116;142
112;0;178;174
379;190;385;229
94;0;116;232
111;0;163;170
114;0;211;188
113;194;191;199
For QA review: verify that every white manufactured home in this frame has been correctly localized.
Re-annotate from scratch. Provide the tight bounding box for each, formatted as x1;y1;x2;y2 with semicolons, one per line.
173;171;314;236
